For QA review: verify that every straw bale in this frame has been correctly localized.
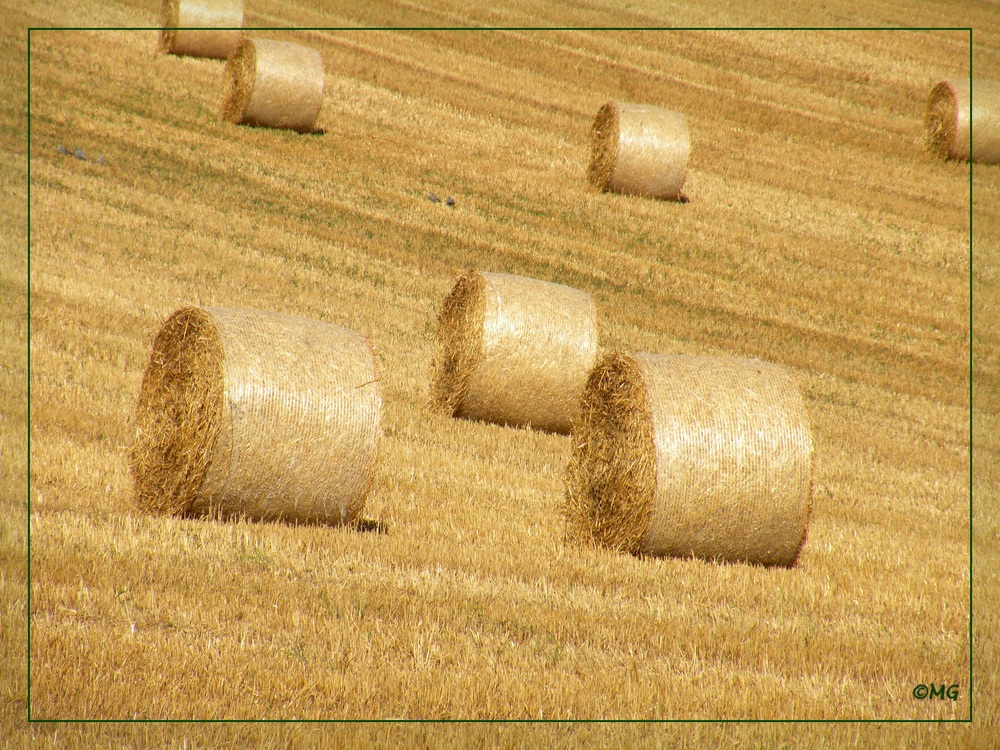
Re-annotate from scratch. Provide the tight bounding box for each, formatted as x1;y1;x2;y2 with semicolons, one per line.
159;0;243;59
430;270;599;435
925;79;1000;164
130;307;381;525
221;38;325;133
587;100;690;200
564;352;813;567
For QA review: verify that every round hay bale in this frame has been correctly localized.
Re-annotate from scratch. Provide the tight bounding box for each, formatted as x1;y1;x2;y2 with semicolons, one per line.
564;352;813;567
130;307;381;525
925;79;1000;164
221;38;325;133
587;100;690;201
430;270;599;435
159;0;243;60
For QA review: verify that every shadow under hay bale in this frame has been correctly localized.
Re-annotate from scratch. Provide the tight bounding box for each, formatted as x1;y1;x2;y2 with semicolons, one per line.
925;79;1000;165
354;518;389;534
564;352;813;567
159;0;243;60
221;38;325;133
130;307;381;526
587;100;690;201
430;270;599;435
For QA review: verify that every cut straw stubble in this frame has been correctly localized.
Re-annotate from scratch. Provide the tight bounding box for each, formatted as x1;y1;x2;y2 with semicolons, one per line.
564;352;813;567
130;307;381;526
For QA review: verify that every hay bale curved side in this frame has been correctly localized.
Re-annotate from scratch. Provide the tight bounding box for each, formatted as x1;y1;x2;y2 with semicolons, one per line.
159;0;243;59
925;79;1000;164
587;101;690;200
221;38;325;133
131;306;382;525
430;270;599;435
564;352;813;567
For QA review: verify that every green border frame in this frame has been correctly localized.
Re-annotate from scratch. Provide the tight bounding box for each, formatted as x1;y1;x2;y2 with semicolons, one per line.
25;23;975;725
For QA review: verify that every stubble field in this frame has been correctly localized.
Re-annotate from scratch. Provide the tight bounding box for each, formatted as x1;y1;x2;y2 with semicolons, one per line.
4;0;1000;747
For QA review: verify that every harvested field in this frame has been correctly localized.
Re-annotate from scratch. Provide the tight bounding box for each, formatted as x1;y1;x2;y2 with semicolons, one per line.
4;0;999;747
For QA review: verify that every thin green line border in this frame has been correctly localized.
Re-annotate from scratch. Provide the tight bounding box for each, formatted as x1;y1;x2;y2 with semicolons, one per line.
25;23;975;726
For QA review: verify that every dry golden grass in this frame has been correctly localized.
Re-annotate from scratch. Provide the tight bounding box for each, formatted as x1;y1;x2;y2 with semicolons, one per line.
5;0;1000;747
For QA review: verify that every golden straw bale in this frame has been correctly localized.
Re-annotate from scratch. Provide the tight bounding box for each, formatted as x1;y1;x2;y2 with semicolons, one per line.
564;352;813;567
130;307;381;525
221;38;325;133
431;270;599;435
587;100;690;200
925;79;1000;164
159;0;243;59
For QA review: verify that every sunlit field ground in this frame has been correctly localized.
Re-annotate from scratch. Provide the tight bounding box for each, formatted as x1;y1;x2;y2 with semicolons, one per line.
4;0;999;747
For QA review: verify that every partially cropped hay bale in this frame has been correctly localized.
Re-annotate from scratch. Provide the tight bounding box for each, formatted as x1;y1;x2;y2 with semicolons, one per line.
588;101;690;200
221;38;325;133
130;307;381;525
159;0;243;59
430;270;599;435
925;79;1000;164
564;352;813;567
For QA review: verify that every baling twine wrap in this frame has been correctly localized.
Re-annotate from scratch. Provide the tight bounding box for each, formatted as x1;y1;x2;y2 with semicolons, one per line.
925;79;1000;165
588;101;690;201
430;270;599;435
564;352;813;567
159;0;243;59
130;307;381;526
221;38;325;133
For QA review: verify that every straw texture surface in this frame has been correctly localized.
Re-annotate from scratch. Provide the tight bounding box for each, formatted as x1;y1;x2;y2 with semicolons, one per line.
221;38;325;133
431;270;598;435
587;101;690;200
925;79;1000;164
131;307;381;525
159;0;243;59
565;352;813;567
